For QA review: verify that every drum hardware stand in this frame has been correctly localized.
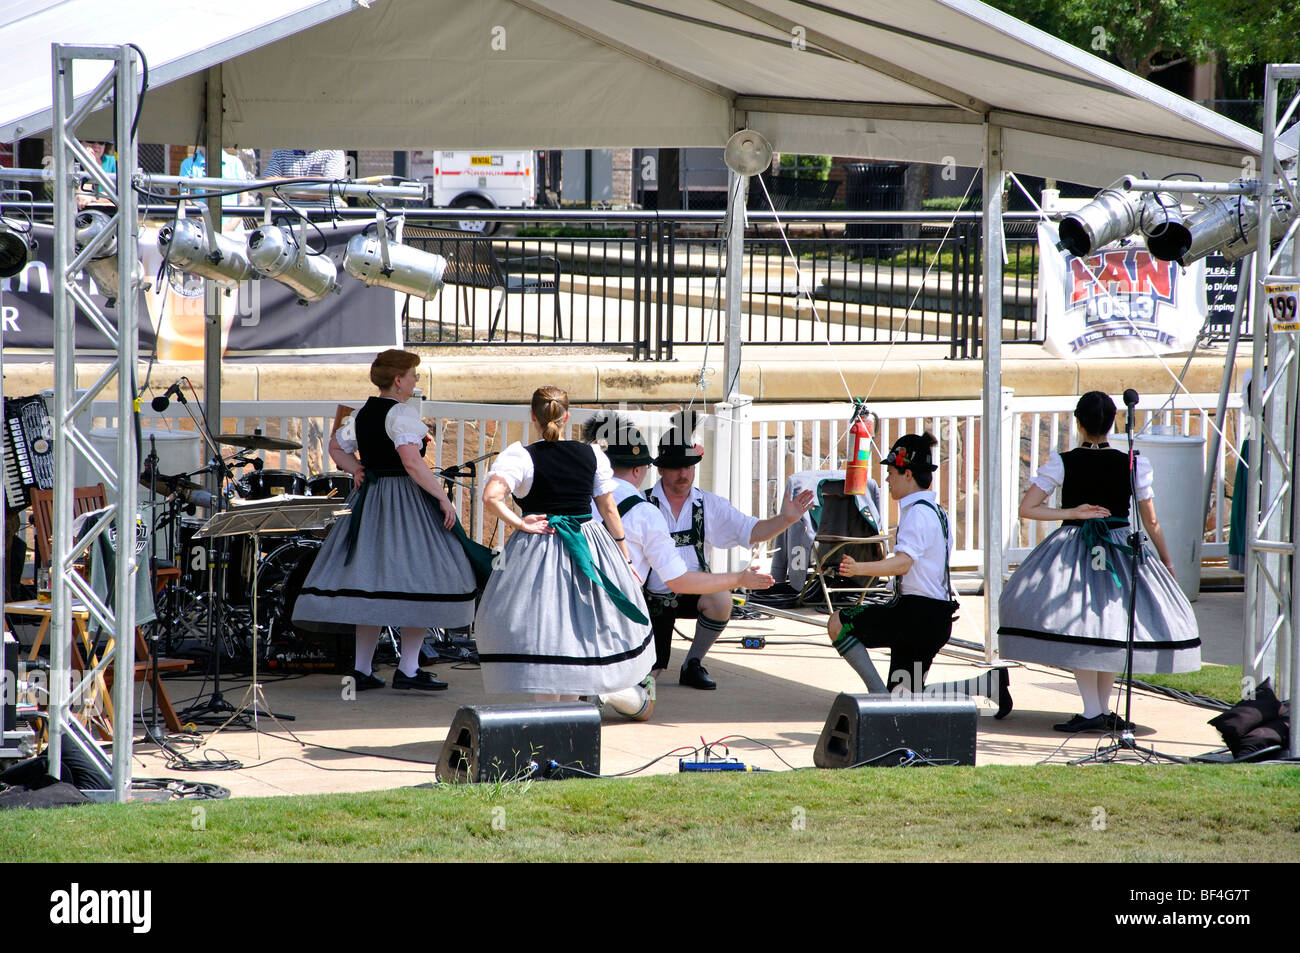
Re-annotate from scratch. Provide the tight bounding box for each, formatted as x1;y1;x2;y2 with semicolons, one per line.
197;499;345;755
1073;389;1187;765
438;450;498;532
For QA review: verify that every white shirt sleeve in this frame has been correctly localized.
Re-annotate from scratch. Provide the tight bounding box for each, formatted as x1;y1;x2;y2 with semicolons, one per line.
385;402;427;450
1030;452;1065;494
489;442;534;496
636;506;690;581
1136;454;1154;501
894;505;939;564
702;490;761;550
334;413;358;455
591;446;618;497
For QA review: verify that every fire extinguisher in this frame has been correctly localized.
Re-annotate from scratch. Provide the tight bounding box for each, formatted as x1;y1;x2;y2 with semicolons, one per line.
844;403;874;496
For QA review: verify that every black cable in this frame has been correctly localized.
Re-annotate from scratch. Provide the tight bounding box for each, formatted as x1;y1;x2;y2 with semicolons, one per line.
126;43;149;140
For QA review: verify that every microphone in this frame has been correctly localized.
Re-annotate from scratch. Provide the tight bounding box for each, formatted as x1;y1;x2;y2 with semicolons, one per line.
150;378;188;412
1122;388;1139;407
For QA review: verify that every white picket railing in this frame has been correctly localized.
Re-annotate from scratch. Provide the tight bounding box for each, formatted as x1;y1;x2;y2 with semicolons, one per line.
93;391;1243;574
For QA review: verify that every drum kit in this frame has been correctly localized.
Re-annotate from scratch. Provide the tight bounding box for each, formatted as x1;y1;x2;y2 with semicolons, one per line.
142;429;354;685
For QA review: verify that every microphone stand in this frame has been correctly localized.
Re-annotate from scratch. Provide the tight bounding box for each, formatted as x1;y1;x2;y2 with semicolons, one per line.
1073;391;1186;765
143;435;164;746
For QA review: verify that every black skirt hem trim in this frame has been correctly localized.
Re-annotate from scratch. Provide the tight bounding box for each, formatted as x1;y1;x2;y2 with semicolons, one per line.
298;586;476;602
998;626;1201;650
478;631;655;667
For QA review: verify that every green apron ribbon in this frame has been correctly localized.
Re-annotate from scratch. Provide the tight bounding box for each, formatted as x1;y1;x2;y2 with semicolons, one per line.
344;468;405;565
451;520;496;590
547;514;649;625
1078;517;1133;587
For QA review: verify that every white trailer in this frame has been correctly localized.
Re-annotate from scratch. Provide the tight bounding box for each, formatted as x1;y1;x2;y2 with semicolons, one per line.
410;149;536;235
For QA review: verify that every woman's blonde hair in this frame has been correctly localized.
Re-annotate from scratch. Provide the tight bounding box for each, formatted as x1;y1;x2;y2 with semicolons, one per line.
370;349;420;389
531;386;569;442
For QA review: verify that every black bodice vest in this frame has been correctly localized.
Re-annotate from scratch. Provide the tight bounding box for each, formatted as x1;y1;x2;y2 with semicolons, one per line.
355;397;426;470
1060;447;1132;520
514;441;597;516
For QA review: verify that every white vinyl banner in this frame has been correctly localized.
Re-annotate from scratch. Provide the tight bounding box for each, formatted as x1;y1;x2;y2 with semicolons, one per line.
1038;222;1207;358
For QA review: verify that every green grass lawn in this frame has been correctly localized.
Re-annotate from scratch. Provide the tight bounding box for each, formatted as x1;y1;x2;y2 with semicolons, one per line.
4;766;1297;862
1135;664;1246;705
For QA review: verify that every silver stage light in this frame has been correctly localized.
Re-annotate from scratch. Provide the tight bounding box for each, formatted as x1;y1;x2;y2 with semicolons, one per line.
1138;192;1192;262
74;208;149;307
1057;188;1144;258
247;225;338;304
723;129;774;176
158;213;253;286
1179;191;1297;266
0;216;38;279
343;214;446;301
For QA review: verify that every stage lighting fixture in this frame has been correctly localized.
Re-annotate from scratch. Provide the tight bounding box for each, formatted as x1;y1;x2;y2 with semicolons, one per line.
0;216;37;279
158;214;253;286
1178;191;1297;266
74;208;148;307
1137;192;1192;263
247;225;338;304
342;216;446;301
1057;188;1144;258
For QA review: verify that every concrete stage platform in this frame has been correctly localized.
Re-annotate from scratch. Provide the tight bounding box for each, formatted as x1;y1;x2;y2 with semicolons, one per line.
124;591;1243;798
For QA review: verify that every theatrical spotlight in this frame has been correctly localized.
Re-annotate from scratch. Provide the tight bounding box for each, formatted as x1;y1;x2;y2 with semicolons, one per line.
247;225;338;304
343;214;446;301
1058;188;1188;259
1177;191;1297;266
0;215;38;280
74;208;149;307
158;213;252;286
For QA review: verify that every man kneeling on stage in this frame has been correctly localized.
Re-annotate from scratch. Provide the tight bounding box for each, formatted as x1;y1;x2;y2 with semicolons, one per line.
639;412;814;690
827;433;1011;717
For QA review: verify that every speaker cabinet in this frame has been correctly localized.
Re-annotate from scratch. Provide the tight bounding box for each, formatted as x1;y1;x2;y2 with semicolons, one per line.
436;702;602;783
813;694;978;768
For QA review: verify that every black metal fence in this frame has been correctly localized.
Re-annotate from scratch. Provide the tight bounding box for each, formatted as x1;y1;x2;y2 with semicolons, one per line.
392;209;1044;360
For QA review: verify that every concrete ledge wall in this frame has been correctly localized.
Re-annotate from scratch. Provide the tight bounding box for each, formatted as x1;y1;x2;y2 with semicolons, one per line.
2;353;1252;404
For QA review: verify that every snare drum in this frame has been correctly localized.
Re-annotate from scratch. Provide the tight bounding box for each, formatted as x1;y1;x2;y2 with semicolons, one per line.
307;471;354;499
238;468;307;499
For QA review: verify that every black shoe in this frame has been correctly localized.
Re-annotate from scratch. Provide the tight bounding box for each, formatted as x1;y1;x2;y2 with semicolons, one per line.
1105;712;1135;731
679;659;717;690
351;669;385;691
392;669;448;692
1053;713;1108;733
994;667;1013;720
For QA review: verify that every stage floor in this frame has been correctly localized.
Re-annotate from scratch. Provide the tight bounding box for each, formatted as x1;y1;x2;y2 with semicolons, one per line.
118;591;1243;798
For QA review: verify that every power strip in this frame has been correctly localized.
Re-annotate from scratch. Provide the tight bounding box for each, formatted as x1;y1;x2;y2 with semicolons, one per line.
679;758;753;772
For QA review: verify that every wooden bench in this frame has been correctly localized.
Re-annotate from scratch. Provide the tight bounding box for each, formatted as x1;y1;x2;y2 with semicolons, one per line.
401;225;563;341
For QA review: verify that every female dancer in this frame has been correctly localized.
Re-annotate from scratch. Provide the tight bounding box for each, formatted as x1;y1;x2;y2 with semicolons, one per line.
475;386;654;702
292;349;476;691
998;391;1201;731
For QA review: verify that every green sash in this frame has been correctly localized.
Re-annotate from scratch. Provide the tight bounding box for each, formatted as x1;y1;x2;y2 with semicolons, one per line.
1078;516;1133;587
548;514;649;624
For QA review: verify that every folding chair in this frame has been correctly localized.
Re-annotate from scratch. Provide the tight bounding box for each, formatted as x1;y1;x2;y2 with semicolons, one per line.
803;478;892;613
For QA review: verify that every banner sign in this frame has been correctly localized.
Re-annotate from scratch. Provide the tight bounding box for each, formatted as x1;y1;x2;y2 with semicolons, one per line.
0;219;399;362
1037;221;1207;358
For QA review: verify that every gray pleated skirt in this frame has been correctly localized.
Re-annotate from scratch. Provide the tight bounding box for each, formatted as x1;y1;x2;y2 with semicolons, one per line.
474;518;654;695
998;524;1201;673
292;475;477;631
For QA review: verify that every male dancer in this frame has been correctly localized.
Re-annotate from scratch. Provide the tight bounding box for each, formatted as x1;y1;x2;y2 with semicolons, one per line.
828;433;1011;716
642;412;814;690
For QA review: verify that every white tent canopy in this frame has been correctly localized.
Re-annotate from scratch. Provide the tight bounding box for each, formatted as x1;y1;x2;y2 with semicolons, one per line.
0;0;1266;186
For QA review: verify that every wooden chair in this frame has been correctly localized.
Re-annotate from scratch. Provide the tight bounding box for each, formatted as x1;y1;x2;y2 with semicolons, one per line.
30;484;108;569
401;225;562;341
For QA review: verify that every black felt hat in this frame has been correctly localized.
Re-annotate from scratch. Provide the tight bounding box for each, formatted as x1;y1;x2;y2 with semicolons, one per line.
653;410;703;468
583;413;651;467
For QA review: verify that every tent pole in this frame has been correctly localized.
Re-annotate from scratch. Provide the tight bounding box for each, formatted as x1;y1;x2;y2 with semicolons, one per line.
981;121;1005;661
203;65;223;460
723;168;747;400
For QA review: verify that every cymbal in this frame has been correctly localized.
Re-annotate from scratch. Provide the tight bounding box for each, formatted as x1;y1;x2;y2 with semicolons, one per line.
219;432;301;452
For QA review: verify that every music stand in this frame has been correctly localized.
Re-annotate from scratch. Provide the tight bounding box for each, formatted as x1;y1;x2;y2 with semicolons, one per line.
195;497;349;754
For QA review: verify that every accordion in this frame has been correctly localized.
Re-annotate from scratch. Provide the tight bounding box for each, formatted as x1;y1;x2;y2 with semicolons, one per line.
3;395;55;512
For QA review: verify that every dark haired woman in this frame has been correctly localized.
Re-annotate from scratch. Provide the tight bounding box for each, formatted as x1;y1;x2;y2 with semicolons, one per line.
475;386;654;700
292;349;476;691
999;391;1201;731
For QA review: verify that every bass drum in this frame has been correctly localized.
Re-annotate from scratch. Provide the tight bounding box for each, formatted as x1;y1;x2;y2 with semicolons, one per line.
253;537;348;673
238;468;307;499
